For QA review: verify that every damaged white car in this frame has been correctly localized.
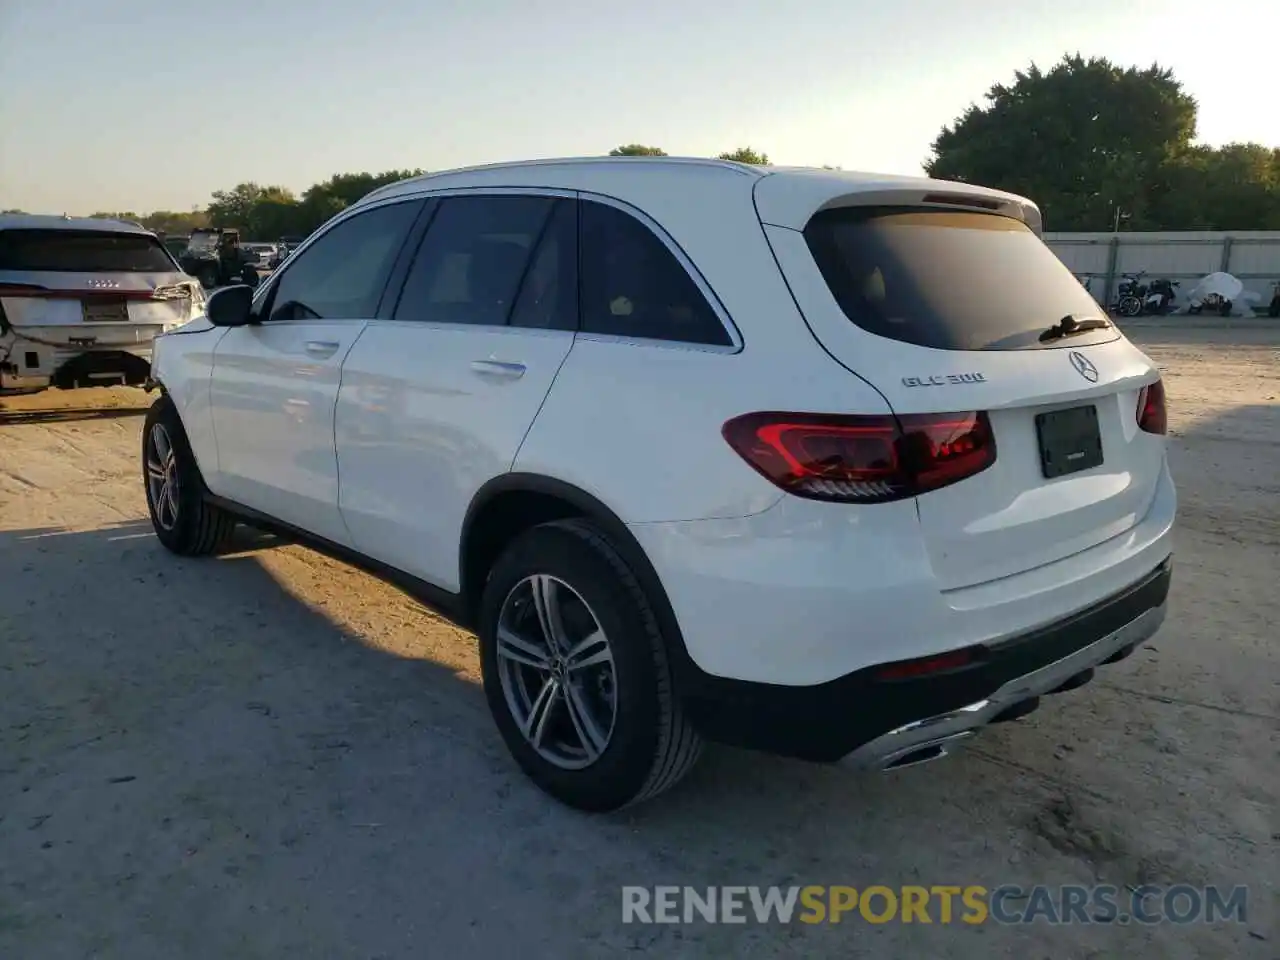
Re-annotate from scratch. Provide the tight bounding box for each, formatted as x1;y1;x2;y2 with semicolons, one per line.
0;214;203;393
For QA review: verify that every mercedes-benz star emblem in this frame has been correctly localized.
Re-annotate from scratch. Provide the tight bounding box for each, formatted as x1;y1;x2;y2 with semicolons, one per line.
1069;351;1099;383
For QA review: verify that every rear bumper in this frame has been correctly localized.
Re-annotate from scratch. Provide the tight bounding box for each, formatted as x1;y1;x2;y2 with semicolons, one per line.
631;459;1177;687
0;337;155;391
678;557;1171;763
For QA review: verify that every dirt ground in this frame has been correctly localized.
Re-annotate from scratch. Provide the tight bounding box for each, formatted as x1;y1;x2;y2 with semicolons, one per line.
1;324;1276;959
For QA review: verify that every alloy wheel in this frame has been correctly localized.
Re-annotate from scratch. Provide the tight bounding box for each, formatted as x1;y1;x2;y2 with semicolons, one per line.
145;423;180;530
495;574;617;770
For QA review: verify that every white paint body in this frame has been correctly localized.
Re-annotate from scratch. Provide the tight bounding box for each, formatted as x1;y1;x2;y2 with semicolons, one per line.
151;158;1175;688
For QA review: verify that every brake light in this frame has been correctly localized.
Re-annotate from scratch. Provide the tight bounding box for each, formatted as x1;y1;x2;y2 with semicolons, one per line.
721;410;997;503
1136;379;1167;435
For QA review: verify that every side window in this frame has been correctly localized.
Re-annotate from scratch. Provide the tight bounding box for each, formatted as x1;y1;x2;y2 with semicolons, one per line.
267;200;421;321
393;195;553;327
578;201;731;346
509;200;577;331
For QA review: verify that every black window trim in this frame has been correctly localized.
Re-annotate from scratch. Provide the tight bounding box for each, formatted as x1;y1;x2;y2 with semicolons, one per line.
377;186;580;332
573;190;742;354
249;195;428;324
361;185;743;352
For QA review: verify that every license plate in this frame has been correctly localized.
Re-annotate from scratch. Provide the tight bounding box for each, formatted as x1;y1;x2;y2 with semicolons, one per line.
1035;405;1103;479
82;299;129;322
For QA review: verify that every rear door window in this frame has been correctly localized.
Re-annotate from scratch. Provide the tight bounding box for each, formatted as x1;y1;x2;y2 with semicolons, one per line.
393;195;554;327
509;200;578;331
0;229;177;272
802;207;1107;351
578;201;731;347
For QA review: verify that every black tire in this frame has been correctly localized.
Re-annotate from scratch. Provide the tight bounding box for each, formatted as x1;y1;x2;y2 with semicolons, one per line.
1118;295;1142;318
142;394;237;556
197;265;219;291
478;519;702;811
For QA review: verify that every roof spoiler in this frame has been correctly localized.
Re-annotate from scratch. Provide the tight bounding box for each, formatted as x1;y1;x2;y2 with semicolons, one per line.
755;176;1043;236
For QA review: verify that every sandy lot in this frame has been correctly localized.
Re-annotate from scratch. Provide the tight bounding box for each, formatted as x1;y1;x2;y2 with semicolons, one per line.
1;325;1276;959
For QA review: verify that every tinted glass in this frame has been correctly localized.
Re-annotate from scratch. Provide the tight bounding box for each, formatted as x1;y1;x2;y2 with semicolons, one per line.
509;201;577;331
803;207;1107;351
578;201;730;346
394;195;553;326
0;229;176;272
268;201;420;320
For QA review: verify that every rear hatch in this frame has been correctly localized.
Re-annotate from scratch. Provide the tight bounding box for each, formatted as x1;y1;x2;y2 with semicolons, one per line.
756;183;1166;591
0;227;201;349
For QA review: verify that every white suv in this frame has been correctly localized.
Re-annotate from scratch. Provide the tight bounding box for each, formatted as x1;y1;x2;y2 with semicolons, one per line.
1;214;203;392
142;158;1175;811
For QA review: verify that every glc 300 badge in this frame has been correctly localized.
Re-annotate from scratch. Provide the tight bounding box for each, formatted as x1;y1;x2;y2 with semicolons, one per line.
902;372;987;387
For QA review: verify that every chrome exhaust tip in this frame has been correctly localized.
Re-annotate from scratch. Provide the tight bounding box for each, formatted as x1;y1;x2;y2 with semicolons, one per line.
880;731;974;771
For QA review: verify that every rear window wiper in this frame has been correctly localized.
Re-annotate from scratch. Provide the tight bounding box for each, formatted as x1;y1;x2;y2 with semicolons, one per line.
1039;314;1111;343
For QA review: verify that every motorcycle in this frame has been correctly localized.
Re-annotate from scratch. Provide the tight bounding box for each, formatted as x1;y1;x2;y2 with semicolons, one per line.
1143;278;1179;315
1112;272;1148;317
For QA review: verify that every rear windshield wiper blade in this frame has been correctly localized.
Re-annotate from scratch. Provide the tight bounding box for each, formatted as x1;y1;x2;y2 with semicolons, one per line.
1039;314;1111;343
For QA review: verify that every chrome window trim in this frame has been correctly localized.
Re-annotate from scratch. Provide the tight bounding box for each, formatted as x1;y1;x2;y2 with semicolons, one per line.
574;190;742;354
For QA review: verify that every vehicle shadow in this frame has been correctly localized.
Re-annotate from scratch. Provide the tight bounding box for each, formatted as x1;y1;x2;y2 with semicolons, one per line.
2;441;1271;960
0;405;148;426
0;386;152;426
0;517;1058;957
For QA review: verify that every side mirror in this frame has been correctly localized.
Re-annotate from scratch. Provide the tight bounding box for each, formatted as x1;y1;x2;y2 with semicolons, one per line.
206;285;256;327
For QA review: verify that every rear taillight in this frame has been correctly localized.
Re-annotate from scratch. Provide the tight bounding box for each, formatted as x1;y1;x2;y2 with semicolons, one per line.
721;410;996;504
1136;379;1167;435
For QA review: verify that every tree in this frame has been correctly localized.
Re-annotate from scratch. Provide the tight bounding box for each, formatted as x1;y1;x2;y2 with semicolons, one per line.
302;169;425;211
718;147;770;165
140;210;209;235
206;183;295;231
608;144;668;157
927;55;1198;231
1188;143;1280;230
294;192;347;235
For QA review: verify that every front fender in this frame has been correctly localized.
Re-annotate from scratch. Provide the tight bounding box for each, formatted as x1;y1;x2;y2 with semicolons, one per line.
149;323;227;488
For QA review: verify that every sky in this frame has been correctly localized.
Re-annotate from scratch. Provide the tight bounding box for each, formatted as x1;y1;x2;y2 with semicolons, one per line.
2;0;1277;215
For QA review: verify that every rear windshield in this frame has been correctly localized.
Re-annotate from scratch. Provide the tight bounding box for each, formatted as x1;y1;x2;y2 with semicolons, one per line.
0;229;177;273
803;207;1105;351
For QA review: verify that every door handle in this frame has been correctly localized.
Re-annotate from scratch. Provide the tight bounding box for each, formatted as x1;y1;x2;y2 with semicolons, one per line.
304;340;340;358
470;359;526;379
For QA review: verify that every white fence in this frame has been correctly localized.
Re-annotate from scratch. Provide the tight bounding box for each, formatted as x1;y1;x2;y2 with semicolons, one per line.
1044;231;1280;312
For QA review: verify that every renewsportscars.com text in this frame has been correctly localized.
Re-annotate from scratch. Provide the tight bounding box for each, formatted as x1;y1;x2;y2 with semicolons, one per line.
621;884;1249;926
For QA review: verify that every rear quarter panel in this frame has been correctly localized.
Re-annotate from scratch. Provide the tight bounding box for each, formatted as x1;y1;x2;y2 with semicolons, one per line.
513;262;894;523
